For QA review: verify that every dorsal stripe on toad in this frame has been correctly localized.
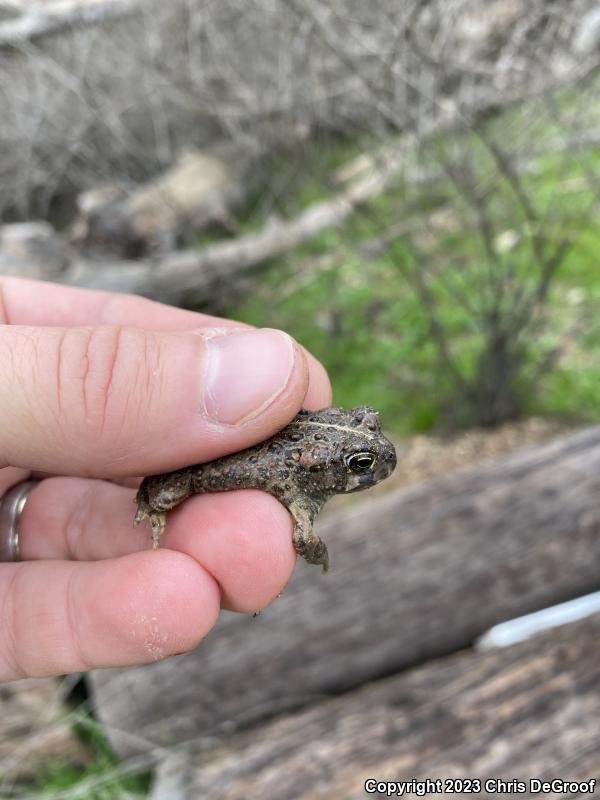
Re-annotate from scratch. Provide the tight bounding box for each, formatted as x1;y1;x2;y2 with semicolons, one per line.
294;420;381;442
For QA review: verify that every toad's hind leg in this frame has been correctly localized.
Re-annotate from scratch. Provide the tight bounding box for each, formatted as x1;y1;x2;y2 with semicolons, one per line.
134;471;193;549
134;504;166;550
289;500;329;573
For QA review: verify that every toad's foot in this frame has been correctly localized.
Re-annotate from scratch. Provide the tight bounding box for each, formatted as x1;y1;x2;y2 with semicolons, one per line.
134;491;166;549
293;531;329;573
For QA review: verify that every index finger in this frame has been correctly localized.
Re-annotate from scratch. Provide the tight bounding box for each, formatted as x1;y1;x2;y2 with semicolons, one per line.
0;276;236;330
0;277;332;409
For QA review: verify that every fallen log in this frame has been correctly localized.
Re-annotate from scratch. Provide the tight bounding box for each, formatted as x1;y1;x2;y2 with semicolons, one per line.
148;613;600;800
90;426;600;756
56;93;600;307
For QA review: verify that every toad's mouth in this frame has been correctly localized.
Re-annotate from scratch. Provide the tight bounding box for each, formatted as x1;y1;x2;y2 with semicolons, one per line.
347;472;378;492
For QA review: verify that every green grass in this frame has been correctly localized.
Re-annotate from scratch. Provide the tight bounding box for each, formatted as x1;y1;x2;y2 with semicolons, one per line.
17;713;151;800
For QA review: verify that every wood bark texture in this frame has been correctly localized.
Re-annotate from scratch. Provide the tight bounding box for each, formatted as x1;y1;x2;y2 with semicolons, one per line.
90;427;600;756
148;613;600;800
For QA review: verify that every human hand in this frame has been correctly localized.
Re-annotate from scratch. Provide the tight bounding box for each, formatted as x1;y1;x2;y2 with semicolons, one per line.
0;277;331;681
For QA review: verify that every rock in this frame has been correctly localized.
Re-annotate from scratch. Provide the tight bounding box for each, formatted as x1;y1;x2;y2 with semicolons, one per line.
0;221;71;279
71;147;251;258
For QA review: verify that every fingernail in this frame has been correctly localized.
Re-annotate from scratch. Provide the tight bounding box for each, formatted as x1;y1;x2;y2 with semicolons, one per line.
204;329;297;425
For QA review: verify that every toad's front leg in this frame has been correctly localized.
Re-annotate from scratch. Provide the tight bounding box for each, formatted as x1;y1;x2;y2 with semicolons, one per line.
288;499;329;573
134;469;194;548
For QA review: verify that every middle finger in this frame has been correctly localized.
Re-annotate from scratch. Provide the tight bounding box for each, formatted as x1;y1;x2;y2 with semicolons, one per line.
18;478;296;612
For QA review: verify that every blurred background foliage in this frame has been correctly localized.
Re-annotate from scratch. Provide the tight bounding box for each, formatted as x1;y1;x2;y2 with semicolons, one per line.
231;96;600;432
1;1;599;442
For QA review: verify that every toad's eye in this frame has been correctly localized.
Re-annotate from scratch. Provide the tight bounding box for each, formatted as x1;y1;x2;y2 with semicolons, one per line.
345;451;377;472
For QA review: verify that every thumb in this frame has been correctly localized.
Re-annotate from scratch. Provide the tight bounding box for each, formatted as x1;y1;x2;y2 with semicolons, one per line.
0;325;308;476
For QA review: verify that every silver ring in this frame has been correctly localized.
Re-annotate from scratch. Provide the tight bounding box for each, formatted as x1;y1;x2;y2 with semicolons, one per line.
0;480;39;562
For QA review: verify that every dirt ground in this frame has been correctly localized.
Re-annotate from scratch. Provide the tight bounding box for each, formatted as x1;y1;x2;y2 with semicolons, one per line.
388;416;572;489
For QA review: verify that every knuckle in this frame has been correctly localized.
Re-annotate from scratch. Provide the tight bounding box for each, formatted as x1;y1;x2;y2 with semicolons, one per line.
59;326;158;441
61;481;94;558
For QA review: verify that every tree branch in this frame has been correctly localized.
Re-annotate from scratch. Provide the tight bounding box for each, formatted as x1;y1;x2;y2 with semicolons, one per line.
0;0;143;48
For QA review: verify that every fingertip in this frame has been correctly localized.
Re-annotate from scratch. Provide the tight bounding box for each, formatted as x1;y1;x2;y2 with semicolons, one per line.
0;553;222;681
99;550;221;658
67;550;221;671
202;328;308;427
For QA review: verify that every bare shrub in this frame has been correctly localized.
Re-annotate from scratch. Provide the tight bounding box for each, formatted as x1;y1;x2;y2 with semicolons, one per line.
0;0;597;219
